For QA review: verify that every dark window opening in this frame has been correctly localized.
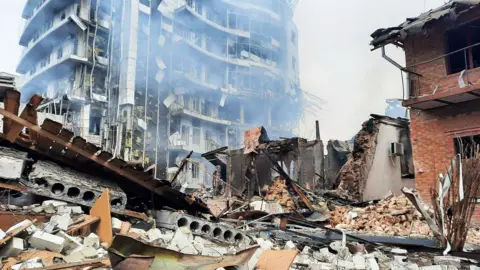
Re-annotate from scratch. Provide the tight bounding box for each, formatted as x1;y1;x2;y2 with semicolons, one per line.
89;107;103;135
454;135;480;159
446;20;480;75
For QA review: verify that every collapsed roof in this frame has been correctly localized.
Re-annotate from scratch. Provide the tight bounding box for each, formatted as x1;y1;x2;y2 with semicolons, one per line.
370;0;480;50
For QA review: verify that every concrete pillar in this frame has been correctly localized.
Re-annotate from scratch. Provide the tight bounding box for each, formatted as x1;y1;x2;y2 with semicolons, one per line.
119;0;139;106
81;104;91;137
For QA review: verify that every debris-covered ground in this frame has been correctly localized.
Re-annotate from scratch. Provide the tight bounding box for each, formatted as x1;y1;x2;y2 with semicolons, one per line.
0;97;478;270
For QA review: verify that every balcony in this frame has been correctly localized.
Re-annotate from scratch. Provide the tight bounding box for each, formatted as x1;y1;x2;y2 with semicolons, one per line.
170;104;232;126
403;47;480;110
22;0;42;19
20;0;74;46
174;34;281;75
221;0;281;21
172;70;220;92
20;42;88;98
175;4;250;38
17;14;86;74
168;133;223;153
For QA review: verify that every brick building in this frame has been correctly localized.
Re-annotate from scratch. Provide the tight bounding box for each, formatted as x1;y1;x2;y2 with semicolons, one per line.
371;1;480;224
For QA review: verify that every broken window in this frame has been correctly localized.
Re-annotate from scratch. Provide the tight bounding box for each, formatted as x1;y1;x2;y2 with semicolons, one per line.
446;20;480;74
191;162;199;179
181;125;190;145
454;135;480;159
292;31;297;44
89;107;103;135
292;56;297;71
454;135;480;198
57;47;63;59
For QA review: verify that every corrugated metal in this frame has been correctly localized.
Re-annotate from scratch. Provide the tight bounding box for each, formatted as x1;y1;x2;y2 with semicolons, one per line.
370;0;480;49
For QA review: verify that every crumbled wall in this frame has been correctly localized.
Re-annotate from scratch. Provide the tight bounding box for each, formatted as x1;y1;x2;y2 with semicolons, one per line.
337;118;379;201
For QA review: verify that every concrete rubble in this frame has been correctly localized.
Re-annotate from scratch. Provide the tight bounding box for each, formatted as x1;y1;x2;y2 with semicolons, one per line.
0;125;478;270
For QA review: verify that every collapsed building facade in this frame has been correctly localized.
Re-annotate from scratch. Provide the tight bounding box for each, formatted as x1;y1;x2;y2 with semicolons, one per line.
371;0;480;223
336;115;415;202
16;0;303;188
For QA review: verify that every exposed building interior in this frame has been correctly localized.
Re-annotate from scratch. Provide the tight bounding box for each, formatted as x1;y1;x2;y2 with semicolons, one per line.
16;0;304;188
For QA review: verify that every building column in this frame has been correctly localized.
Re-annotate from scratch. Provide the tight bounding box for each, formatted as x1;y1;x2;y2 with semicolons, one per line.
81;104;91;137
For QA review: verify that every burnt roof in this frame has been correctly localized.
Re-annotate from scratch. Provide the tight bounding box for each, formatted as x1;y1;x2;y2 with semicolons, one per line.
370;0;480;50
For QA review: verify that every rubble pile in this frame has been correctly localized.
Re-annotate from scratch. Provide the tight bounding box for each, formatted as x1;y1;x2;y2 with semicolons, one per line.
264;177;295;212
330;194;432;237
0;201;111;269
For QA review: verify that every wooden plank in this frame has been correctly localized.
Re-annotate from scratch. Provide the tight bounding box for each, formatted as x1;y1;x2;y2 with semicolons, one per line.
0;182;29;192
170;150;193;184
90;189;113;246
119;221;132;235
0;219;35;246
256;250;299;270
66;215;100;235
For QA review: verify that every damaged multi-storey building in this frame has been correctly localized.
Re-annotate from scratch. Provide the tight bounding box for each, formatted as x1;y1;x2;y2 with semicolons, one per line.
16;0;304;189
370;0;480;224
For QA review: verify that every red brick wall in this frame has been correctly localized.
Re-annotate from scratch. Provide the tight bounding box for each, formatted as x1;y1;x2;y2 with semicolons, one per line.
403;8;480;225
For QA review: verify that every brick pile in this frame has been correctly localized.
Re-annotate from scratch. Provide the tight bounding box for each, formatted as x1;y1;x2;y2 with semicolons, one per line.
330;195;432;237
265;177;295;212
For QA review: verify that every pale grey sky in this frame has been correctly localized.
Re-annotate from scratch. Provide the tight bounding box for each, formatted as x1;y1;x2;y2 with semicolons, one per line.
0;0;446;142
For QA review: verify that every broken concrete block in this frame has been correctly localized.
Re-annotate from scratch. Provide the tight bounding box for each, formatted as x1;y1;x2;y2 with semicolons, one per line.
29;231;65;253
313;248;337;263
249;201;284;214
42;200;67;208
83;233;99;248
56;206;72;215
353;255;366;270
44;220;58;234
50;214;73;231
64;251;85;263
391;248;408;255
57;231;83;255
332;259;355;270
6;220;30;234
201;247;228;257
64;246;99;263
167;228;196;255
420;266;454;270
112;217;123;233
433;257;462;268
0;237;24;257
11;257;43;270
68;206;83;214
31;206;44;214
284;240;296;250
255;238;274;250
147;228;163;243
310;263;334;270
161;230;175;244
365;254;379;270
470;266;480;270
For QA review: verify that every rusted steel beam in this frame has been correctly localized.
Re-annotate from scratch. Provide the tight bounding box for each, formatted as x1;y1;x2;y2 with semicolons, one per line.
0;108;157;194
170;150;193;185
3;89;20;134
0;182;30;192
5;94;43;143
